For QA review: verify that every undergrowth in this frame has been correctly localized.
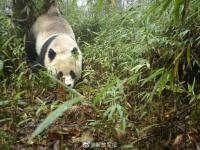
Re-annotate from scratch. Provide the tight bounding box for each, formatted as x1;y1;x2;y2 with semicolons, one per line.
0;0;200;149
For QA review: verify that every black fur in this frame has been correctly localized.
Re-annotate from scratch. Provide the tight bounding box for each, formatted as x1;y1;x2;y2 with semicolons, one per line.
25;32;37;61
57;71;63;79
48;48;56;60
71;47;78;55
38;35;58;66
70;70;76;79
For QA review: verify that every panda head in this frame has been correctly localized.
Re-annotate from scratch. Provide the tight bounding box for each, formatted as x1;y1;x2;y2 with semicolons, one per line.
44;35;82;88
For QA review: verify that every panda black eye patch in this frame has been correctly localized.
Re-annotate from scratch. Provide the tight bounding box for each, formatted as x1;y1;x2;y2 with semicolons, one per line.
57;71;63;79
48;48;56;60
70;70;76;79
71;47;78;55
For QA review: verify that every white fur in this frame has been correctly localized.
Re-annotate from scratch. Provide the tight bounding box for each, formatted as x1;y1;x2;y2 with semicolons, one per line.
36;33;49;55
64;75;74;87
36;33;66;55
36;33;82;87
31;5;82;87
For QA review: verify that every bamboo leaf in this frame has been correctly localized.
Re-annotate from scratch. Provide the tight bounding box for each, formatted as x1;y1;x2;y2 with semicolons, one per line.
174;56;179;78
186;45;192;68
29;97;82;140
169;68;175;89
116;104;123;118
174;0;182;22
173;48;185;64
98;0;104;13
182;0;190;21
149;70;170;101
104;104;116;120
115;117;126;135
93;79;116;106
0;60;4;72
157;71;170;96
146;1;161;16
141;68;164;86
2;35;16;48
160;0;172;16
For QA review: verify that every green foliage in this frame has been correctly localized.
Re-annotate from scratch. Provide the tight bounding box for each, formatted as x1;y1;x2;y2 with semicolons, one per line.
29;97;82;141
0;129;14;150
1;0;200;149
0;60;3;72
148;0;192;23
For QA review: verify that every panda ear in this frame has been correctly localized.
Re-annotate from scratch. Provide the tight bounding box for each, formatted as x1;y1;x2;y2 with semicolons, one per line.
48;48;56;60
71;47;78;55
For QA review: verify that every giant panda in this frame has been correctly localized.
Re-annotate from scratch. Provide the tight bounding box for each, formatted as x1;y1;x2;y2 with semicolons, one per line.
26;4;82;88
